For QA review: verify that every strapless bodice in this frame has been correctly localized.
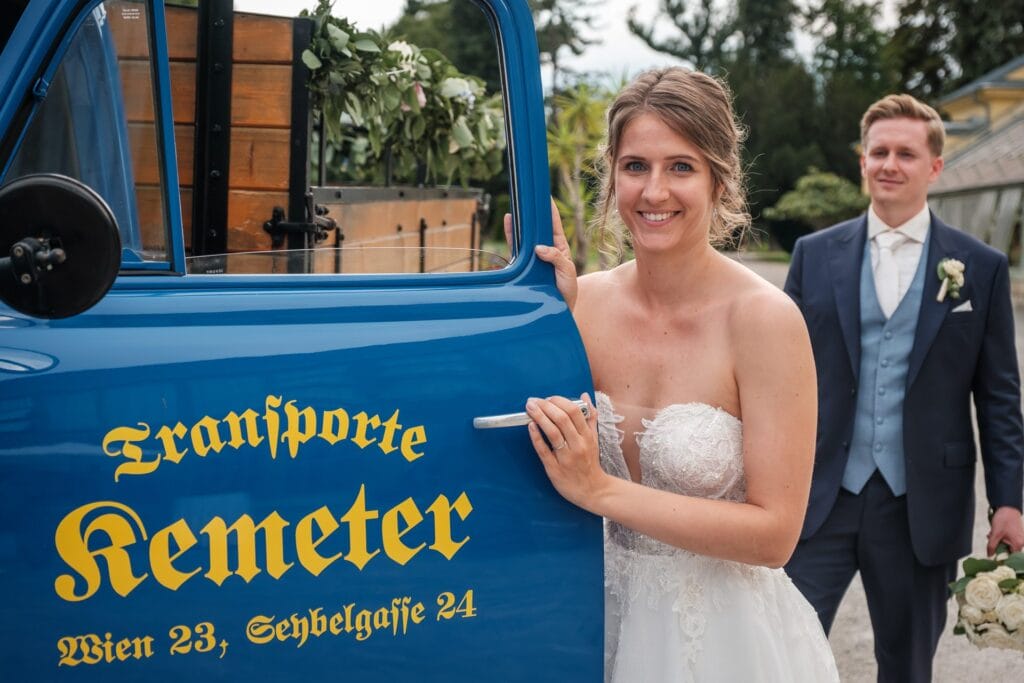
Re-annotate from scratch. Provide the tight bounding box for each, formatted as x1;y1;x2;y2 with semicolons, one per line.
596;391;746;554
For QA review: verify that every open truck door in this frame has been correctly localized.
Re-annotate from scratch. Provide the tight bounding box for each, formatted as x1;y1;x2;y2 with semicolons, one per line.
0;1;601;680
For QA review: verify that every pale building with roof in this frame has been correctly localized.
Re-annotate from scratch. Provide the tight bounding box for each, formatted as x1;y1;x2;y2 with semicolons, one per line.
929;56;1024;270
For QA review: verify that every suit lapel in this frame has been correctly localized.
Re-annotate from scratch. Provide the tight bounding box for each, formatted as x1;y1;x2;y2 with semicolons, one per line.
827;217;867;378
907;215;965;388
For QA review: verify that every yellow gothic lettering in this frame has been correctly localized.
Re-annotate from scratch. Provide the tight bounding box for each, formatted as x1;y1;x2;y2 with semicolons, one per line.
54;501;150;601
382;498;426;565
295;506;343;576
53;486;473;600
102;424;157;481
149;519;201;590
201;512;293;585
100;397;429;479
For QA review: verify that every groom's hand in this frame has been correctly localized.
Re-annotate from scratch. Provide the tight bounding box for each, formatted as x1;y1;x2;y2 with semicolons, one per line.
987;505;1024;555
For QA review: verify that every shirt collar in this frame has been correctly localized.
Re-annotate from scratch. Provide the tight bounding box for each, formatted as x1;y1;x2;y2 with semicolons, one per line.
867;204;930;243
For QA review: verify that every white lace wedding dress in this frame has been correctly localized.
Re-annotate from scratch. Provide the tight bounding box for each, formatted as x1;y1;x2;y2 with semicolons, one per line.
598;392;839;682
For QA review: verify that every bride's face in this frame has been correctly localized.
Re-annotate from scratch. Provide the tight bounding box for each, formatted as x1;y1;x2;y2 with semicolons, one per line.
613;113;716;254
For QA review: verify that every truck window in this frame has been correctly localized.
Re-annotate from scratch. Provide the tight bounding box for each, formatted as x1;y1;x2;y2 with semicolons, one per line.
182;0;511;275
4;0;511;277
6;1;169;265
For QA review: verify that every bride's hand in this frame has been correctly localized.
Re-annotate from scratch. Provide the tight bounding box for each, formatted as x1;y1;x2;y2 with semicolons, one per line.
504;200;578;311
525;393;604;510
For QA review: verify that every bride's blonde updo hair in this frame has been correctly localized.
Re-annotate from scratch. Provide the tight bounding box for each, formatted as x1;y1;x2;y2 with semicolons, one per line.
593;67;749;255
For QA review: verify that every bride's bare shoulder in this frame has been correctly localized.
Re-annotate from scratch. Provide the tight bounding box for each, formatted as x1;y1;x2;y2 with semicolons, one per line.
720;257;804;336
578;263;630;300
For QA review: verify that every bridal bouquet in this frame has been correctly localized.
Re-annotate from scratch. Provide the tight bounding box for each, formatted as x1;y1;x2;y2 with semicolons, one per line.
951;543;1024;652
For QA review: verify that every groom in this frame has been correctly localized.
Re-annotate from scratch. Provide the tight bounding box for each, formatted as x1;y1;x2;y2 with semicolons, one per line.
784;93;1024;682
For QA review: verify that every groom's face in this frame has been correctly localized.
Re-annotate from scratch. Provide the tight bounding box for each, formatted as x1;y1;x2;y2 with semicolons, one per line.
861;117;943;219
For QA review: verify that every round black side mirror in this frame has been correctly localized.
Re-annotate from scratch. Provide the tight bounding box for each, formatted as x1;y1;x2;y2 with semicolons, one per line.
0;174;121;318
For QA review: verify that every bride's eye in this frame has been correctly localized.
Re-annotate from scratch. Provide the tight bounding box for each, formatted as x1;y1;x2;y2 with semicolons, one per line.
623;160;647;172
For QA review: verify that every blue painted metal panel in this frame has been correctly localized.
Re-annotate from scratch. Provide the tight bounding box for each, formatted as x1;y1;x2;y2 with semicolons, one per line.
0;1;601;680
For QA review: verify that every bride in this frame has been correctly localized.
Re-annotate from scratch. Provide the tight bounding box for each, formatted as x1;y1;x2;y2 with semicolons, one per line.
522;68;840;681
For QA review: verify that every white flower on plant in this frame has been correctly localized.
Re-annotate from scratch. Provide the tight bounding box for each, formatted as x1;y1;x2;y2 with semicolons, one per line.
388;40;415;60
977;622;1022;651
979;566;1018;583
996;593;1024;631
960;603;987;625
965;576;1003;611
936;257;965;302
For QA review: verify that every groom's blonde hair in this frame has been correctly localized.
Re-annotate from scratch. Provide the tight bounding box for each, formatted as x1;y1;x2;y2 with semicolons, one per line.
860;94;945;157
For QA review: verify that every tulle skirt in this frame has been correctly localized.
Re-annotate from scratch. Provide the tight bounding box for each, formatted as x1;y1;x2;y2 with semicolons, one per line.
605;542;839;682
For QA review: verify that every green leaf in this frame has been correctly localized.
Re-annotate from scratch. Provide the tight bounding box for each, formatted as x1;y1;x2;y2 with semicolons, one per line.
949;576;971;594
403;87;421;114
998;578;1022;591
382;87;401;112
326;23;349;51
1006;553;1024;573
963;557;998;576
452;116;473;149
353;39;380;53
953;623;966;635
411;117;426;140
301;49;323;70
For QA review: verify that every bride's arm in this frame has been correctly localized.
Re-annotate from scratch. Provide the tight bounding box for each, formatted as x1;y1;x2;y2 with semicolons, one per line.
526;289;817;568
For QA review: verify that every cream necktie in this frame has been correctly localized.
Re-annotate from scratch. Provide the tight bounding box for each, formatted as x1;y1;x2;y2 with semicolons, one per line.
874;230;906;318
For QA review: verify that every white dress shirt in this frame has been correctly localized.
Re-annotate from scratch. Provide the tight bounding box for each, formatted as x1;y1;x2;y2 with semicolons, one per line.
868;205;930;315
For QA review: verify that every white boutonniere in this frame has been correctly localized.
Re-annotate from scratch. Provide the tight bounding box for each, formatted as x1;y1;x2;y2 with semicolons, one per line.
937;258;965;302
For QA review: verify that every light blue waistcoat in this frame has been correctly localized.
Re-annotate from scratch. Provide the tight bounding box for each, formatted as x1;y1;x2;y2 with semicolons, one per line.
842;234;929;496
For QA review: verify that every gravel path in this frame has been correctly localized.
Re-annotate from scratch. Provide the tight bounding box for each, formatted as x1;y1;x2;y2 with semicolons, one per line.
737;255;1024;681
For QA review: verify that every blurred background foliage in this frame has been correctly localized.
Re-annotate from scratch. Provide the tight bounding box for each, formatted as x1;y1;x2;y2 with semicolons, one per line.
304;0;1024;263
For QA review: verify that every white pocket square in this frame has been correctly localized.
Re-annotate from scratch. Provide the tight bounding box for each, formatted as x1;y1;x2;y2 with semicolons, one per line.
951;300;973;313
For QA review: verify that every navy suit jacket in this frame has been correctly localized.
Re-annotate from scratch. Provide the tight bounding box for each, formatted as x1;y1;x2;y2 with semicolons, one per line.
785;213;1024;566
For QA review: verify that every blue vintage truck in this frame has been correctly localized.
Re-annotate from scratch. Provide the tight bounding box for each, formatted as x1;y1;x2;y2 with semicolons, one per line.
0;1;600;679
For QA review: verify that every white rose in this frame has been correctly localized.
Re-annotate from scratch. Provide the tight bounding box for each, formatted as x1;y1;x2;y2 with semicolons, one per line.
965;576;1003;611
944;259;965;277
979;566;1018;583
388;41;414;59
960;603;987;625
996;593;1024;631
978;622;1019;650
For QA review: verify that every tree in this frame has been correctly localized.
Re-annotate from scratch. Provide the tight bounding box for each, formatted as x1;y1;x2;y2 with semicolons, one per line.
804;0;893;180
547;82;610;272
626;0;737;73
732;0;797;65
764;167;868;230
532;0;603;93
946;1;1024;90
890;0;1024;99
726;60;825;219
888;0;957;99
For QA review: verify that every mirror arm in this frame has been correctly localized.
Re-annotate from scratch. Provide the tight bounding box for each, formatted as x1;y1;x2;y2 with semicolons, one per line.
0;237;66;286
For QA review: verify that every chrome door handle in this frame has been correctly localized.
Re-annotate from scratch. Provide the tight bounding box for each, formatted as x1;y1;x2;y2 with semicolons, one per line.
473;399;590;429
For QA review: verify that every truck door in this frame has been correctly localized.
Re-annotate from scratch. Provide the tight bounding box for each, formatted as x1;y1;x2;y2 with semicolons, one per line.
0;1;601;681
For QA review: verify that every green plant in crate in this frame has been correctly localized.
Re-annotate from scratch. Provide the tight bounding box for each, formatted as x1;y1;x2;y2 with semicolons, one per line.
301;1;505;186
